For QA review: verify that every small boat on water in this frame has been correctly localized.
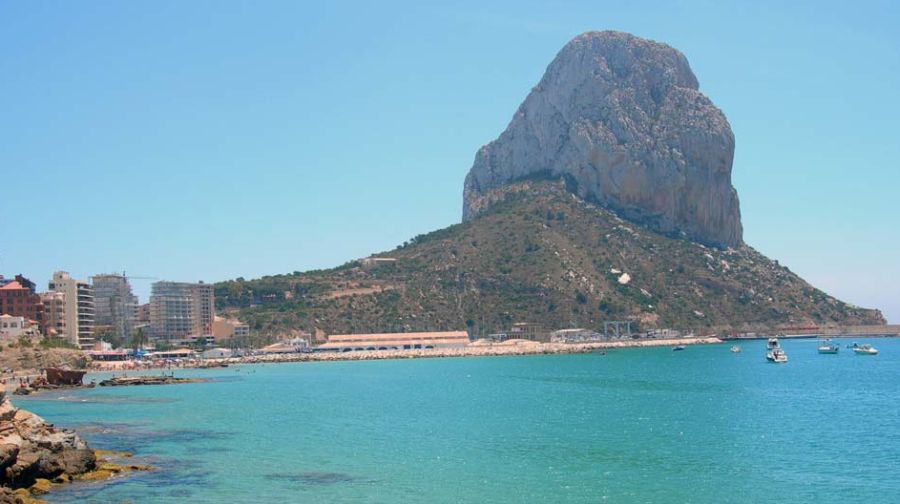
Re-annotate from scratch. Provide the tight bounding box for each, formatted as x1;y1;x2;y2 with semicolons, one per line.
730;345;741;353
766;337;781;350
852;343;879;355
766;348;788;363
817;339;840;354
672;345;686;351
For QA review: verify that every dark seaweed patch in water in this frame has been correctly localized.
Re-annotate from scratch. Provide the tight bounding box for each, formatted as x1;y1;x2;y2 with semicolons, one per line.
66;421;234;454
159;428;235;443
47;457;212;503
72;421;152;434
265;471;365;486
206;374;243;383
166;488;194;498
201;445;232;453
68;421;151;452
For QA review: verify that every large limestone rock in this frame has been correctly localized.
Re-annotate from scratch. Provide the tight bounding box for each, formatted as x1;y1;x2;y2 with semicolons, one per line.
463;31;743;248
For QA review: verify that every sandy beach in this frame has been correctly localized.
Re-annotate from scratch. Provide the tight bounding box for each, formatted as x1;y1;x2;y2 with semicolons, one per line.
196;337;723;366
82;337;723;372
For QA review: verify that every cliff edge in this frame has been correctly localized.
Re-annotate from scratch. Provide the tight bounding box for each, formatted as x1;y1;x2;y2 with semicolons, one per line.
463;31;742;248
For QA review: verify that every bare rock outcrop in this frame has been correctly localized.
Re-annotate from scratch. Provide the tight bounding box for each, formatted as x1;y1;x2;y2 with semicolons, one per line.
0;392;96;496
463;31;742;248
98;375;206;387
0;347;88;376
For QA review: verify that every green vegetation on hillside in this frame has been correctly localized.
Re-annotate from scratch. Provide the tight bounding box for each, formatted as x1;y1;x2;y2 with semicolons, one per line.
215;180;884;337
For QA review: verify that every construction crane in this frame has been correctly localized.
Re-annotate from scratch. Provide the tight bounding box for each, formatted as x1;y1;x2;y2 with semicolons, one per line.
88;271;158;282
121;270;158;281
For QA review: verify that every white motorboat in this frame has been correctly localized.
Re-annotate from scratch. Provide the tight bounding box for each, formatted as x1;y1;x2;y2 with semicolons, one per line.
817;339;839;354
766;348;788;363
766;337;780;350
852;343;879;355
730;345;741;353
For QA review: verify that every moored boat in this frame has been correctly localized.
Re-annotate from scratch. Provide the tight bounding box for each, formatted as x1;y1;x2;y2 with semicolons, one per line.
672;345;686;351
817;339;839;354
766;348;788;363
852;343;878;355
730;345;741;353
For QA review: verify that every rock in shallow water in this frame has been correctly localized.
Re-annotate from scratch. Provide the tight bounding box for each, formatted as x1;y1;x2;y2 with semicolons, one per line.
0;395;96;494
463;30;743;248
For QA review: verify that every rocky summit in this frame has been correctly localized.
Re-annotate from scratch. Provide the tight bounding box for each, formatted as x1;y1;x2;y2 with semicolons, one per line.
463;31;742;249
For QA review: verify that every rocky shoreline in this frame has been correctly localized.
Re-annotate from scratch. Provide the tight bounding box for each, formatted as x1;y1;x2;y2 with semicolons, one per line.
0;392;151;504
0;390;95;502
98;376;207;387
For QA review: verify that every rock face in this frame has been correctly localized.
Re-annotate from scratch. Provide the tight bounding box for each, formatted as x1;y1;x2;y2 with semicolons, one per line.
0;392;96;493
463;31;743;248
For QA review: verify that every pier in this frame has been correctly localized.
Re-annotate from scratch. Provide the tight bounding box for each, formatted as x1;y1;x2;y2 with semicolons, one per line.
726;324;900;340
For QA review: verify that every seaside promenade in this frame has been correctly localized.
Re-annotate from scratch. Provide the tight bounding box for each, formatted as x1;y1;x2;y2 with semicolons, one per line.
187;337;723;365
84;337;723;371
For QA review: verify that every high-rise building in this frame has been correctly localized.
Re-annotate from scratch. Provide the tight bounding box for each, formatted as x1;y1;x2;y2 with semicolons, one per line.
48;271;95;349
0;274;45;333
149;281;214;341
39;291;66;338
91;273;138;342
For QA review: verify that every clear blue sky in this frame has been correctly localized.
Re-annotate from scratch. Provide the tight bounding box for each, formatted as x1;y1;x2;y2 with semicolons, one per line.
2;1;898;322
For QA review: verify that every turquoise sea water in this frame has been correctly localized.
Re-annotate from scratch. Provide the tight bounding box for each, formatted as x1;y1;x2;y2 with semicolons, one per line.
17;338;900;503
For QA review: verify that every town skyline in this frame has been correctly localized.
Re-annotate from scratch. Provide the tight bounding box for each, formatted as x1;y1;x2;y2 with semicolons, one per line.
0;270;258;354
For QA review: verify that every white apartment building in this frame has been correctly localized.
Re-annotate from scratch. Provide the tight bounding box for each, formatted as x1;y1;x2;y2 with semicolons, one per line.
48;271;95;349
92;273;138;341
149;281;215;341
39;291;66;338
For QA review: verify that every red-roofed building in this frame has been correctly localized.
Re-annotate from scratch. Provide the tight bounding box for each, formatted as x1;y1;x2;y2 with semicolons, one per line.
0;275;44;334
